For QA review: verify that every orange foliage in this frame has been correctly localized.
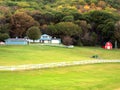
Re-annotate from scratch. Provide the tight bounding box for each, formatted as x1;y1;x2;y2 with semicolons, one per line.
84;5;90;10
10;12;39;37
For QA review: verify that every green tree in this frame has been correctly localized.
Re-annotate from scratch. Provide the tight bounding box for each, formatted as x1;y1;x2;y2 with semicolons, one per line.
85;10;117;24
0;33;9;41
85;10;119;45
55;22;81;37
75;20;97;46
47;22;82;44
54;12;65;23
43;12;55;24
62;15;74;22
0;16;10;42
46;24;57;36
26;26;41;41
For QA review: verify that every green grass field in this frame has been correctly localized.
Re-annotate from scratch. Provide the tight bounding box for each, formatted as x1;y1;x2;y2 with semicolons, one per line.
0;64;120;90
0;45;120;65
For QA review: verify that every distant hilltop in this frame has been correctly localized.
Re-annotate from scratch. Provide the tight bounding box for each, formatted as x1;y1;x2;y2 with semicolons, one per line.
0;0;120;14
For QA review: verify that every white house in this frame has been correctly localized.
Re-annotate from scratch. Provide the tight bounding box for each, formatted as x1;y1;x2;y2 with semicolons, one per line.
40;34;52;43
40;34;61;44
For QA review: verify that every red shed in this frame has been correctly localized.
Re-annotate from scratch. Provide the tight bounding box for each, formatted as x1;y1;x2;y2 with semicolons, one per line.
105;42;113;49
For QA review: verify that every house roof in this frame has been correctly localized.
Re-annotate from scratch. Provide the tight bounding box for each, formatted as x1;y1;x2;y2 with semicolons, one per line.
5;38;27;42
40;34;52;40
41;34;50;37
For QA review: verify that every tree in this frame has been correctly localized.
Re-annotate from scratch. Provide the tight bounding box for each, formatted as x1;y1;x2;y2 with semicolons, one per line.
55;22;81;37
0;19;10;42
0;33;9;41
74;20;97;46
85;10;117;24
26;26;41;41
46;24;57;36
62;36;73;46
85;10;119;45
10;12;39;38
0;24;10;34
54;12;65;23
43;12;55;24
72;12;85;21
114;21;120;47
98;1;106;8
46;22;82;45
62;15;74;22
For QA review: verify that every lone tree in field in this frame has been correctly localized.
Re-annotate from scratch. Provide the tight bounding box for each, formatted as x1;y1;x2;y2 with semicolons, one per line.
26;26;41;42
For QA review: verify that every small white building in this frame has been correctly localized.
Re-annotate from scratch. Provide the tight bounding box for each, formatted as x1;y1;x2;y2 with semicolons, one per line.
51;38;61;44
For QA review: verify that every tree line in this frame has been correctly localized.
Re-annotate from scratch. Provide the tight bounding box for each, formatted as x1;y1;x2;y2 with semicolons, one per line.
0;0;120;47
0;10;120;47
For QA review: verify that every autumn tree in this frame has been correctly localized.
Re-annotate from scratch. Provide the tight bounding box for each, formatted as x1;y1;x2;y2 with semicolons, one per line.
98;1;106;9
10;12;39;38
62;36;73;46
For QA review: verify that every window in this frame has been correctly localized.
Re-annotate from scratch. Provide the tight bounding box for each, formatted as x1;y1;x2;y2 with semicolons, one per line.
43;36;48;38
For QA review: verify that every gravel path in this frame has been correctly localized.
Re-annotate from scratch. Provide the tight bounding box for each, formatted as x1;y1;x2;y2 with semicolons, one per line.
0;60;120;71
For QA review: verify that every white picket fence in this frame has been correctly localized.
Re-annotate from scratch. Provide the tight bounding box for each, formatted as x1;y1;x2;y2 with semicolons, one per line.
0;60;120;71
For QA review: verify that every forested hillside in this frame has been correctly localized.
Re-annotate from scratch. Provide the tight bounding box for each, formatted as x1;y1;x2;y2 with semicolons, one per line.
0;0;120;47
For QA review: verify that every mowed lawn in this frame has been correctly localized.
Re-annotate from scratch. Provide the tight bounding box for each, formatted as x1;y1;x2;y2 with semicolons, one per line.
0;64;120;90
0;45;120;65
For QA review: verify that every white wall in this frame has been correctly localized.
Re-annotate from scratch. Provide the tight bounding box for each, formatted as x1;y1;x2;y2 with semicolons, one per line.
51;40;60;44
27;39;39;42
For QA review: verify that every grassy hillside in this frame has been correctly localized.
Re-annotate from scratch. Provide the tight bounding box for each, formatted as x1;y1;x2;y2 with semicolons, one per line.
0;64;120;90
0;45;120;65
